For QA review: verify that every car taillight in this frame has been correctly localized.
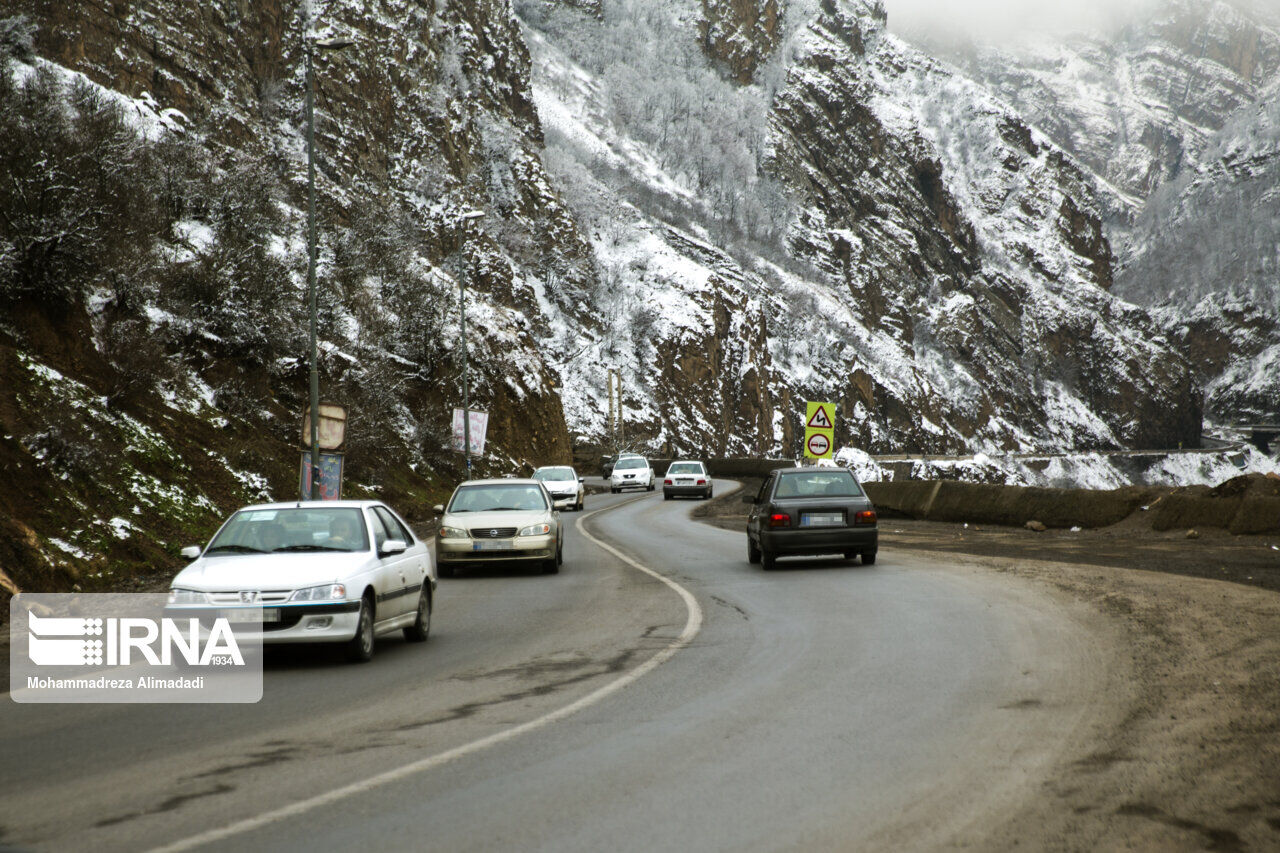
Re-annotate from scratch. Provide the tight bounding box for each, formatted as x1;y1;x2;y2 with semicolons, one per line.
696;479;706;485
855;510;877;525
769;513;791;528
665;478;673;485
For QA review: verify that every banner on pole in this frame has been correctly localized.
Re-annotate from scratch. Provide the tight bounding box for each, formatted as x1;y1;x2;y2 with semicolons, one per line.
299;451;344;500
452;409;489;456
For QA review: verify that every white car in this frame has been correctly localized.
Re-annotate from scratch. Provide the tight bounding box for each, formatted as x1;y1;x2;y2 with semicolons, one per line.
435;479;564;577
168;501;435;663
532;465;585;511
610;455;654;493
663;460;712;500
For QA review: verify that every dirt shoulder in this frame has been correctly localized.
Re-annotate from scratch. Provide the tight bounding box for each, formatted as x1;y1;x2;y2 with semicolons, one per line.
699;479;1280;848
969;550;1280;851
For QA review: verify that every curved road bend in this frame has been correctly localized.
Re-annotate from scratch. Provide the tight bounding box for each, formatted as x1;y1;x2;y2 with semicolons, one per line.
0;481;1126;851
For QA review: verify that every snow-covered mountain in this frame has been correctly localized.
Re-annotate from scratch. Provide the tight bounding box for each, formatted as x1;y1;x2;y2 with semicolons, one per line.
521;0;1200;454
924;0;1280;423
935;0;1280;208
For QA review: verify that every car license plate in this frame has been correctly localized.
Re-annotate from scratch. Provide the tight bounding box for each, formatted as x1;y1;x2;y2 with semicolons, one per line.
221;608;279;623
800;512;843;527
473;540;513;551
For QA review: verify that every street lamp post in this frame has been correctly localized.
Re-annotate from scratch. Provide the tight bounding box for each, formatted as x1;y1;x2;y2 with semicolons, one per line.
455;210;484;477
302;16;353;500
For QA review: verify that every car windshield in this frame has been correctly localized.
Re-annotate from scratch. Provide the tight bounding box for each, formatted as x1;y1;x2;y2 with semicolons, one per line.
206;507;369;554
533;467;575;481
667;462;703;474
615;457;647;469
448;484;549;512
774;471;863;498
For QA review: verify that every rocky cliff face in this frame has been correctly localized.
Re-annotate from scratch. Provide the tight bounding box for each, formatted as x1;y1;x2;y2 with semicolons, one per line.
699;0;786;83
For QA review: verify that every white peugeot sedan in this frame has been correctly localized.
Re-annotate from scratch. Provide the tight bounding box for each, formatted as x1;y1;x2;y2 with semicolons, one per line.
532;465;585;511
434;479;563;577
609;455;654;493
169;501;435;663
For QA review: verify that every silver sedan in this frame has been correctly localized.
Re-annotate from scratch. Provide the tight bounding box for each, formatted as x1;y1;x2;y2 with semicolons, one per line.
434;479;564;577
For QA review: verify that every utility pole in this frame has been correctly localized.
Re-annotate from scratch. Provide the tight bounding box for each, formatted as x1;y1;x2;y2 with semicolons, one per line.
460;264;470;477
456;210;484;477
301;5;353;500
305;20;319;499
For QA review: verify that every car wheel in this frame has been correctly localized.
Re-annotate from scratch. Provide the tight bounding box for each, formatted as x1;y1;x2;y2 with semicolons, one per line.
577;499;584;511
403;587;431;643
346;595;375;663
610;487;618;494
747;537;761;564
704;489;713;500
843;550;858;561
664;491;672;501
861;551;877;566
761;549;777;571
647;483;655;492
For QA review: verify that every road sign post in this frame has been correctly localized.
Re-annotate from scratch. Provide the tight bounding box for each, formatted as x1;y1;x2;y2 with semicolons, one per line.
803;401;835;461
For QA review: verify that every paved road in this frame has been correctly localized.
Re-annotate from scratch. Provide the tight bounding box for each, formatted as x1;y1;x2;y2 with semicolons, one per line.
0;481;1121;851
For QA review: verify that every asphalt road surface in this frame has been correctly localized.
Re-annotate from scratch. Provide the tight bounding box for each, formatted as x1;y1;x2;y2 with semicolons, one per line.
0;480;1125;852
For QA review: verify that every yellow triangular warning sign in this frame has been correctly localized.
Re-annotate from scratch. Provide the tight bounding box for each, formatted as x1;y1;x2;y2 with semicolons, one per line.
806;404;833;430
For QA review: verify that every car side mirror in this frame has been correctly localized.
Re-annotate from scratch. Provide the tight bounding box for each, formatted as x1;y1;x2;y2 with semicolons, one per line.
432;504;444;514
578;477;584;483
180;545;202;559
740;495;756;505
380;539;407;556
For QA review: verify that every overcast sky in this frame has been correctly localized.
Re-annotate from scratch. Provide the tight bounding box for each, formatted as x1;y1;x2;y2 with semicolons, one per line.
881;0;1159;43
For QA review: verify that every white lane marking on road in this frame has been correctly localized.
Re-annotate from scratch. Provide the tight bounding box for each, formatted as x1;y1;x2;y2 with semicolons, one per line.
147;495;703;853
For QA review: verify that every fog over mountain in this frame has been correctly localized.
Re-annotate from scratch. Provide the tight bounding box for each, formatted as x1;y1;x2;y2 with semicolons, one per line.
884;0;1273;43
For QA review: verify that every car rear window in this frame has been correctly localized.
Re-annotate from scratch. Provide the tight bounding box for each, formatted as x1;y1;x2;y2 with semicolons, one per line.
448;484;550;512
667;462;703;474
774;471;863;498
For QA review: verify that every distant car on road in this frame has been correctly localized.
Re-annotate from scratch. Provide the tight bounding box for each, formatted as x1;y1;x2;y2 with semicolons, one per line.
168;501;435;663
435;479;563;577
663;460;712;500
745;467;878;570
532;465;585;511
610;455;654;493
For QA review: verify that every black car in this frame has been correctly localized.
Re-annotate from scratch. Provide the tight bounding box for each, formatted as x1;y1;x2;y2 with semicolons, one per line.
744;467;878;570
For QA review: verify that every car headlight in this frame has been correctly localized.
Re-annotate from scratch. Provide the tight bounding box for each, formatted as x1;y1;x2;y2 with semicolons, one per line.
518;523;551;536
438;526;468;539
167;588;207;605
291;583;347;601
